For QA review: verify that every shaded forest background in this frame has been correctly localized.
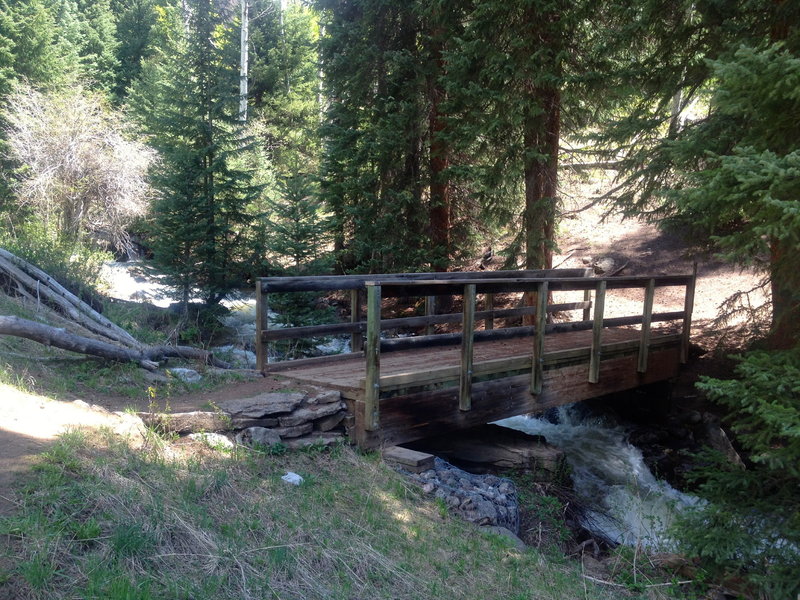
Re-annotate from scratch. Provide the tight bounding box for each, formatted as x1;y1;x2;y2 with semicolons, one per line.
0;0;798;596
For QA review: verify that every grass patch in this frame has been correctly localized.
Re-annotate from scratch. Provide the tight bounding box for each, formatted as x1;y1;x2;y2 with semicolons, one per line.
0;430;628;600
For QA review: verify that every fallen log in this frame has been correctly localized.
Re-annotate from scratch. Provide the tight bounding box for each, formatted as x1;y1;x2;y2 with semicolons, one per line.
0;315;230;370
0;248;143;349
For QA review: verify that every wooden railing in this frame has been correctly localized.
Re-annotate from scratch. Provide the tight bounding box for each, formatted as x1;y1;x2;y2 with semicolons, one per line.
255;268;592;371
255;268;696;433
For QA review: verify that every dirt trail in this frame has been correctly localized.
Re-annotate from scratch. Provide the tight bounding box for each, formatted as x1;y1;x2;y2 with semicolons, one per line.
0;384;142;515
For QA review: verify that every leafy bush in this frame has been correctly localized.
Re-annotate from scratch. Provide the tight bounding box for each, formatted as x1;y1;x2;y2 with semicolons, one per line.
673;348;800;599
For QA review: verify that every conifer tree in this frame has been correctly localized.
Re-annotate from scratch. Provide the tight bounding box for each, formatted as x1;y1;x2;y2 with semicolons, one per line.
129;0;259;309
599;0;800;346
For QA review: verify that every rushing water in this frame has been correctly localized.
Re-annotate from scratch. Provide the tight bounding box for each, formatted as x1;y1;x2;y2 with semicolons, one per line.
497;406;699;549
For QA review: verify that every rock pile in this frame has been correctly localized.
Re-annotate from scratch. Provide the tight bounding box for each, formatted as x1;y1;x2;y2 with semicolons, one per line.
403;457;520;534
139;388;349;449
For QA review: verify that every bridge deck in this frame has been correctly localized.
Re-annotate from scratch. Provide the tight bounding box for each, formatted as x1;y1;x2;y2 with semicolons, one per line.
276;326;675;397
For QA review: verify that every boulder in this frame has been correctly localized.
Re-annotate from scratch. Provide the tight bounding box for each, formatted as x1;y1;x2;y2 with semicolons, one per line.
167;367;202;383
218;392;304;418
235;427;282;447
592;256;617;275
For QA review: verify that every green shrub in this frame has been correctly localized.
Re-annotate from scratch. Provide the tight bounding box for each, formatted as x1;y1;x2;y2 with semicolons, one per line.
673;348;800;599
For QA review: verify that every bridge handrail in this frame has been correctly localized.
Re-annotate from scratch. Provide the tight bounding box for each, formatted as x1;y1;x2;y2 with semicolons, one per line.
255;268;592;370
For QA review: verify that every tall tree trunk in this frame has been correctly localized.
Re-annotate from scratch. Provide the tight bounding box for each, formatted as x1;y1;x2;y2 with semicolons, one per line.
523;87;560;271
428;29;450;272
769;238;799;349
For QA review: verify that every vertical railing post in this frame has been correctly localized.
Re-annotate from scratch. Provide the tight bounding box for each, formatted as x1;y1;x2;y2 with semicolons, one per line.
588;280;607;383
459;283;476;411
350;288;363;353
638;278;656;373
681;263;697;364
531;281;548;394
255;278;268;373
425;295;436;337
583;288;592;322
485;293;495;330
364;283;382;431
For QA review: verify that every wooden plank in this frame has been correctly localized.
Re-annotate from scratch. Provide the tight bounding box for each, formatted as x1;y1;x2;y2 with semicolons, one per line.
264;351;363;373
638;278;656;373
255;279;268;373
364;284;381;431
261;301;592;342
374;274;694;298
589;280;607;383
351;289;363;353
368;334;682;392
382;446;434;473
681;264;697;364
352;347;681;449
459;284;476;411
531;281;548;394
485;293;494;330
378;311;684;353
260;268;593;293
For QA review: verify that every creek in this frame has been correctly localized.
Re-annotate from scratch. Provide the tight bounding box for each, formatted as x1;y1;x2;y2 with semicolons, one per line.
497;406;699;549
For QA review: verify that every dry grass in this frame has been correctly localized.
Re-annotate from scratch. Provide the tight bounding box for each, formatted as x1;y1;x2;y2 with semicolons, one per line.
0;429;632;600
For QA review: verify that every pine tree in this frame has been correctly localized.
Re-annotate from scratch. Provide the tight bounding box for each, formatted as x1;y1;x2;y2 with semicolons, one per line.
129;0;259;308
599;0;800;346
110;0;158;98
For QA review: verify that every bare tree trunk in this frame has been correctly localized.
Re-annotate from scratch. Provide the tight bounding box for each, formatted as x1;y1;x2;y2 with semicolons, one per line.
0;315;231;369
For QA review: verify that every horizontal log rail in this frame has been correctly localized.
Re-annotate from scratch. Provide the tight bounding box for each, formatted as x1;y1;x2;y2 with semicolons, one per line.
260;300;591;342
255;267;697;436
259;268;592;293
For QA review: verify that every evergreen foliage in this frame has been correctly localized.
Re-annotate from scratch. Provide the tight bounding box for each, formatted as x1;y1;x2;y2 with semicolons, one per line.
598;0;800;344
129;0;260;308
675;349;800;599
267;171;330;274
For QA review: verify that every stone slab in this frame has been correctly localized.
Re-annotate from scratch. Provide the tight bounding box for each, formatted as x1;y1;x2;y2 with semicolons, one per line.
218;392;305;418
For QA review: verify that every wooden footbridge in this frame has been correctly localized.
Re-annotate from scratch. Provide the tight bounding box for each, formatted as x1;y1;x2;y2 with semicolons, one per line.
255;268;696;449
